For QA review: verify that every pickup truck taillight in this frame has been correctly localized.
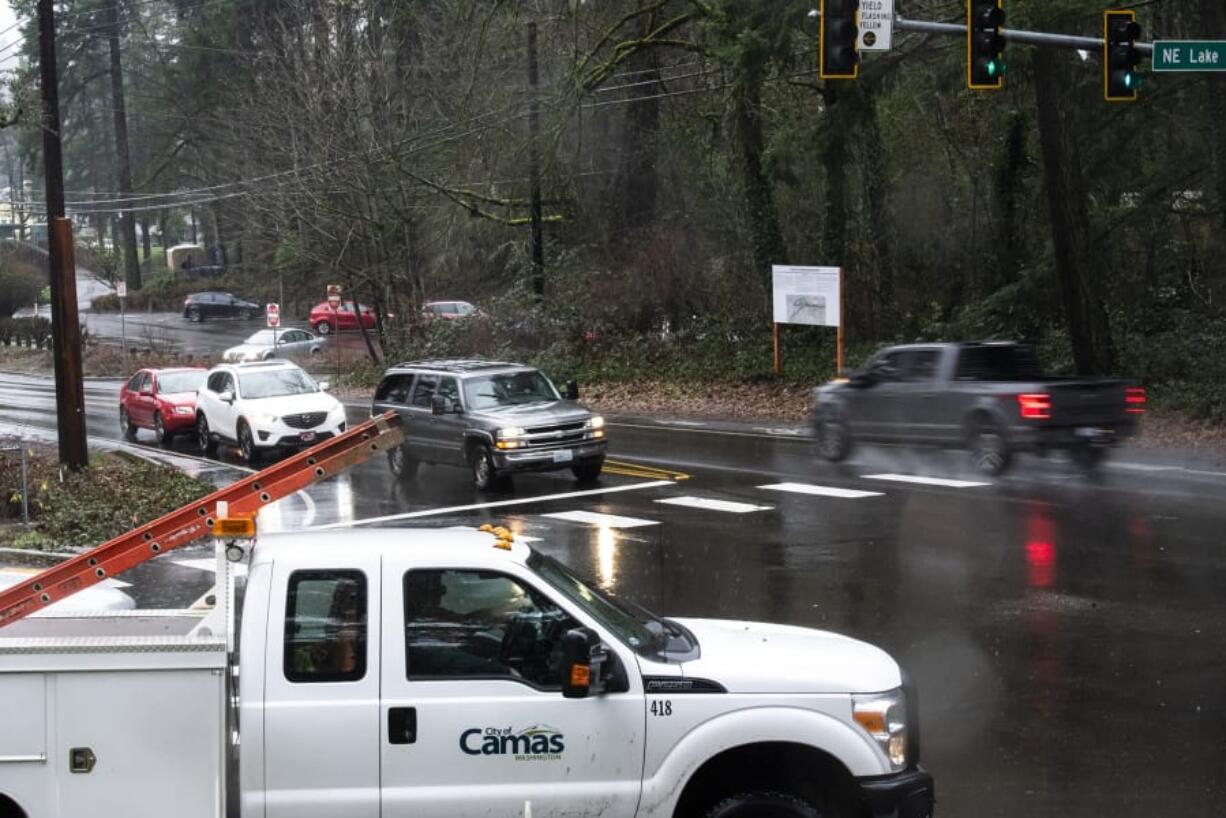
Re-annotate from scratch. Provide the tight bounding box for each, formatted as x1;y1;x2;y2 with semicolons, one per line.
1125;386;1146;415
1018;393;1052;420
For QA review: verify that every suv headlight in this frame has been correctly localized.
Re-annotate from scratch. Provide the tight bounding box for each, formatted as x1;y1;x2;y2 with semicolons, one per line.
497;427;526;439
585;416;605;430
853;689;908;771
255;413;279;426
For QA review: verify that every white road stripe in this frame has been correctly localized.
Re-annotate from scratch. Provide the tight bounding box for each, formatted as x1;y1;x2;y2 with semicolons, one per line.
309;480;675;529
655;496;773;513
861;474;991;488
543;510;659;528
1108;463;1182;473
758;482;883;499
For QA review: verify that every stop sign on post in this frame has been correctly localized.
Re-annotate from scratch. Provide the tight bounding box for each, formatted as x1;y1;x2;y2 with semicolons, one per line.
266;303;280;328
327;284;342;309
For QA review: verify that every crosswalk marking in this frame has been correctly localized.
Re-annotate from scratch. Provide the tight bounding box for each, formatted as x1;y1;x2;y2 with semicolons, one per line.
543;510;659;528
757;482;883;499
655;496;773;514
861;473;991;488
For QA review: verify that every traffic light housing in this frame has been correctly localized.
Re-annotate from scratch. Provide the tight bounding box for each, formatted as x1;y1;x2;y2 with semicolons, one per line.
1105;10;1141;102
820;0;860;80
968;0;1005;90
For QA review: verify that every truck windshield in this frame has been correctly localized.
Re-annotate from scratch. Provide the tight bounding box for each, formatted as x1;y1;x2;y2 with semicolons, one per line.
240;369;319;398
527;552;672;656
464;371;560;410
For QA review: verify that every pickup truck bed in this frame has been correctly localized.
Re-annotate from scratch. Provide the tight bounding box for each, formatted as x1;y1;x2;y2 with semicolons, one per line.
0;610;226;818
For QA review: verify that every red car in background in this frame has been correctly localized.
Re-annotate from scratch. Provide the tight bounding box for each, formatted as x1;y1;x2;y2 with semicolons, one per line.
308;301;377;335
118;367;207;446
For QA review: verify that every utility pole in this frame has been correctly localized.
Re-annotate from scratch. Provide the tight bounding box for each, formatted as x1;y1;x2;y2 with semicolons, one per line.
37;0;88;469
527;21;544;301
105;0;140;291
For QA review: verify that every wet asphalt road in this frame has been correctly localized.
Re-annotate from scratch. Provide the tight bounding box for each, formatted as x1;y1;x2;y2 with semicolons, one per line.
2;371;1226;817
81;309;379;361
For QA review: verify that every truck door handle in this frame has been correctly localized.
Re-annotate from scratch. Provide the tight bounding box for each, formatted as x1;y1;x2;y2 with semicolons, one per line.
388;707;417;745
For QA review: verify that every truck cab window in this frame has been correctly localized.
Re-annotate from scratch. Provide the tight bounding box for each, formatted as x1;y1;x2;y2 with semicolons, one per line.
284;570;367;683
403;569;577;689
900;350;942;382
410;375;439;408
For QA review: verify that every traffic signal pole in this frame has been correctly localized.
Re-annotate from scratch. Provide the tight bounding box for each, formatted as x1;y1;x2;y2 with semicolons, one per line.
37;0;88;470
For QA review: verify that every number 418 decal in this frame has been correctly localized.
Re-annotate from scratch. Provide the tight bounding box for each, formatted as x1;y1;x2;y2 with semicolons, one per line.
650;700;673;717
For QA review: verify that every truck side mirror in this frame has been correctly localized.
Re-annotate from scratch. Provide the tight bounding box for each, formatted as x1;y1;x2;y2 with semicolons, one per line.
560;627;607;699
563;380;579;401
218;390;235;404
849;370;876;388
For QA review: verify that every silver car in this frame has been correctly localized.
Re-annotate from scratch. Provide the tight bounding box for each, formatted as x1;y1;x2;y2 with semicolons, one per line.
222;329;325;363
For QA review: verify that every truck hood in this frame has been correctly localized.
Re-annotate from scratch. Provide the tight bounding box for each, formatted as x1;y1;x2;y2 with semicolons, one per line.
242;390;340;416
470;401;593;426
671;618;901;694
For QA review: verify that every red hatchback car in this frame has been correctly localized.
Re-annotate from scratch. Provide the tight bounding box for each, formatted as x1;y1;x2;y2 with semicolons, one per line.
118;367;208;446
308;301;377;335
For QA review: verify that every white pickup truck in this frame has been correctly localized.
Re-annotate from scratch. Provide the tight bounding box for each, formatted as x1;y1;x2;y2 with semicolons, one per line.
0;528;934;818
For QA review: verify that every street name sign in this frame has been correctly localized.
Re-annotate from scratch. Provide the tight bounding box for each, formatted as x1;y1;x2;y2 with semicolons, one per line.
1152;41;1226;72
858;0;894;51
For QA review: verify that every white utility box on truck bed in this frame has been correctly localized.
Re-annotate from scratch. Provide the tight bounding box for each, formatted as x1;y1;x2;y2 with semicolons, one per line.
0;527;934;818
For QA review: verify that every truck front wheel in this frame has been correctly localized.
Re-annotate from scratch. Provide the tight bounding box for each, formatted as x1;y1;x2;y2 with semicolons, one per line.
815;419;853;462
704;791;821;818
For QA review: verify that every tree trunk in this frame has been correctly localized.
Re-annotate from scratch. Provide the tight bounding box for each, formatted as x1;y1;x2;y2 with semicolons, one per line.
139;217;151;261
1033;49;1115;375
611;8;661;237
105;0;140;290
733;63;787;288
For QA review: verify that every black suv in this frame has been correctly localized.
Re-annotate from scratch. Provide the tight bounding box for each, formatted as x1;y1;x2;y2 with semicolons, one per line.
182;292;262;322
371;359;607;489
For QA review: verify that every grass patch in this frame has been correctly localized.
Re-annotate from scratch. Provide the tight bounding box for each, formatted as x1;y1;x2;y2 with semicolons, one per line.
0;443;213;552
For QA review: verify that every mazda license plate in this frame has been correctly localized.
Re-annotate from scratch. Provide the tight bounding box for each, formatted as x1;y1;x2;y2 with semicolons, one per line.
300;431;317;442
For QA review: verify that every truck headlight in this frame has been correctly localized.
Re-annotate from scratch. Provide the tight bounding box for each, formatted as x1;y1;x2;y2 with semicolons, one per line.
585;416;604;430
853;689;908;771
497;427;526;439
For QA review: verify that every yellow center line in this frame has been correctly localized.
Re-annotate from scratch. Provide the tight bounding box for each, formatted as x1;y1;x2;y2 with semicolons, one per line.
603;459;692;481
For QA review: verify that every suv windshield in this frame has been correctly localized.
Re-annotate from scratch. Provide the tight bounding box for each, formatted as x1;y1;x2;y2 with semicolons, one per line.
464;370;560;410
158;371;205;394
239;368;318;399
527;552;695;659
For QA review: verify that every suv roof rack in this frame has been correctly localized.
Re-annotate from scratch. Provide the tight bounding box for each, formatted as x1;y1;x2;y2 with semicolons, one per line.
390;359;523;373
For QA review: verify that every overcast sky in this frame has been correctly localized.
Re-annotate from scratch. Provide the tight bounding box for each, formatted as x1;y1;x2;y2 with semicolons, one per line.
0;1;19;70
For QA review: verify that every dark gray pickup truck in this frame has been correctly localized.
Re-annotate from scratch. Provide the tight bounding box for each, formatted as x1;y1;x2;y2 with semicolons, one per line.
810;342;1145;475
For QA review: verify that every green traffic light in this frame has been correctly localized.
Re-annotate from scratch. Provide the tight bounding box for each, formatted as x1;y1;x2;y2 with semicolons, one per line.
987;60;998;77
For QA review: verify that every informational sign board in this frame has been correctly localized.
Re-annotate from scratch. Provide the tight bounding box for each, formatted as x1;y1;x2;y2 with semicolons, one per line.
266;303;280;328
116;281;127;299
327;284;342;308
772;265;841;327
1152;41;1226;72
858;0;895;51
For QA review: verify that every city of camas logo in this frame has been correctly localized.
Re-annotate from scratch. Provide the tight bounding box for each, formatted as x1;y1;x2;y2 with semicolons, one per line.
460;725;564;760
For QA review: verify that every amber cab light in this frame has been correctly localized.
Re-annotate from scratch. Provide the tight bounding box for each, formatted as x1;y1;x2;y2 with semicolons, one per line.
1018;393;1052;420
1126;386;1146;415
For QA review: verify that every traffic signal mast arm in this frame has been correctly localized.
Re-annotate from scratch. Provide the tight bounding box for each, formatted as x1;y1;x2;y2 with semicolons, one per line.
0;412;406;629
893;14;1155;54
